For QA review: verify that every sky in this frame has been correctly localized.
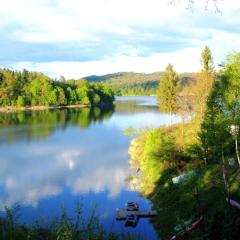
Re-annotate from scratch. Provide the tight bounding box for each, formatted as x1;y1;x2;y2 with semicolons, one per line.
0;0;239;79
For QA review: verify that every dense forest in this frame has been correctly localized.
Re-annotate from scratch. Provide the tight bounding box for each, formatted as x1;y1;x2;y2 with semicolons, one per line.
0;69;114;109
83;72;197;96
128;49;240;239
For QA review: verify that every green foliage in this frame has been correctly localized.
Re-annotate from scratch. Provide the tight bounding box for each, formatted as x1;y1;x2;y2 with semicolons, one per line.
200;52;240;163
128;127;180;195
84;71;196;96
0;203;140;240
16;96;25;107
201;45;214;73
93;94;101;104
157;64;180;114
84;72;162;96
129;124;240;239
0;68;114;108
127;51;240;239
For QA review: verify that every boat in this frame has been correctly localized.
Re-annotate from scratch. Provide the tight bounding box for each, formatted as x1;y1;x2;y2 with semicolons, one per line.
227;198;240;209
124;214;138;227
170;216;203;240
126;202;139;211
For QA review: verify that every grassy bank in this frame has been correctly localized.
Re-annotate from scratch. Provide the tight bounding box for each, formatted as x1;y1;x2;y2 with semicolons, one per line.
128;123;240;239
126;50;240;240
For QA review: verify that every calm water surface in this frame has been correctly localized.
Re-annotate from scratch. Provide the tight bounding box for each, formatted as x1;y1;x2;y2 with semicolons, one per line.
0;96;179;239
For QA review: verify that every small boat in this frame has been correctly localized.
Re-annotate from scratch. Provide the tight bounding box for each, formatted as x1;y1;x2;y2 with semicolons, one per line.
126;202;140;211
124;214;138;227
227;198;240;210
186;216;203;232
172;171;196;184
170;216;203;240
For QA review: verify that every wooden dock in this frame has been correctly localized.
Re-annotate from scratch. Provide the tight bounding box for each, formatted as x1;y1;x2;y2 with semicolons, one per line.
116;208;157;220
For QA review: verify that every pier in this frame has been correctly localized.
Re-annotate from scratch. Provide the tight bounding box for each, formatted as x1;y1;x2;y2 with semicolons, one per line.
116;208;157;221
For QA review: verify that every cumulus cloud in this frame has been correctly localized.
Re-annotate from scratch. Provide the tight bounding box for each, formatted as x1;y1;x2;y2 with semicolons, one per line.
12;47;203;78
0;0;239;77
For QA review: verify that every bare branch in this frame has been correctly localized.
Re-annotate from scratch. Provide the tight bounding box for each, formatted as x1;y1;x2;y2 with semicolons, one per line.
168;0;222;12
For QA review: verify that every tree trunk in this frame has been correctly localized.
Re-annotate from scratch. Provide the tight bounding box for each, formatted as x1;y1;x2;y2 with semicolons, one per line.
235;137;240;168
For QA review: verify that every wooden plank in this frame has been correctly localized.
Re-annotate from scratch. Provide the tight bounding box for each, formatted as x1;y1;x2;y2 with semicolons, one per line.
116;208;157;220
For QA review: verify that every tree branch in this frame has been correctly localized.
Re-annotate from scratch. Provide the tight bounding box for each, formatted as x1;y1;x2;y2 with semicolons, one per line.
168;0;221;12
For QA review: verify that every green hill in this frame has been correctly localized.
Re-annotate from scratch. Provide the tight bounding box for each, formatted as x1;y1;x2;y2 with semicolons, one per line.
82;72;197;96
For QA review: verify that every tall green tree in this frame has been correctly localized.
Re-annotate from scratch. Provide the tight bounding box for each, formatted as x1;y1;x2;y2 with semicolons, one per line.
157;63;179;116
201;45;214;73
200;52;240;164
182;46;215;129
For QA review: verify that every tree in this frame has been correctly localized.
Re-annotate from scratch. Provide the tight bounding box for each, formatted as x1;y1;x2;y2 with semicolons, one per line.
157;63;179;117
16;96;25;107
66;87;77;104
182;47;215;129
93;94;101;104
56;87;67;105
200;52;240;164
201;46;214;73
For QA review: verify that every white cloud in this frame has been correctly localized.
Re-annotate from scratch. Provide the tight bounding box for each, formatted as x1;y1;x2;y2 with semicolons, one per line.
10;47;210;78
12;47;201;78
0;0;240;77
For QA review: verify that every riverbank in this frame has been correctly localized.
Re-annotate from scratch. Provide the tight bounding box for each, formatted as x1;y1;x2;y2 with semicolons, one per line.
128;122;240;239
0;102;111;113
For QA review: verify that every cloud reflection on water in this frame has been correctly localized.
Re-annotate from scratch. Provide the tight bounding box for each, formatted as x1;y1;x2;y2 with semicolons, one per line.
0;96;177;211
0;135;130;209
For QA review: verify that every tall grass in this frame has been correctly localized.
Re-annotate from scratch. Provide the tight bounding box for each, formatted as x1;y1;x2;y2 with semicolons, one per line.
0;203;140;240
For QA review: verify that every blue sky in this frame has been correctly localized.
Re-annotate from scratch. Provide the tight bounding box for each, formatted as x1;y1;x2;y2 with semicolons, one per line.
0;0;239;78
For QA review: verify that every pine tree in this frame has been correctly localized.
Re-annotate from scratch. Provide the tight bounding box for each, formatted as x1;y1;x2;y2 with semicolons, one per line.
157;63;179;116
201;46;214;73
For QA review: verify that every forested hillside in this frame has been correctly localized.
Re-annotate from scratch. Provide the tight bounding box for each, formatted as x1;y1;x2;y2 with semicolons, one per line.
0;69;114;109
82;72;197;96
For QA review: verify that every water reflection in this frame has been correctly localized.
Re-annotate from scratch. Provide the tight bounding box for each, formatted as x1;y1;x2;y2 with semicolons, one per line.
0;97;170;239
110;96;180;129
115;96;158;114
0;106;114;143
0;129;129;209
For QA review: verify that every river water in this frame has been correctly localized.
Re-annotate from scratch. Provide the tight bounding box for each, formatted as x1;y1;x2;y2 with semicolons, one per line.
0;96;179;239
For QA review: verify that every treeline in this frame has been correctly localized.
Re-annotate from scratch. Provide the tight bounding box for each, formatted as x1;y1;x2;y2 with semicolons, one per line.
0;69;114;108
83;71;196;96
128;48;240;239
112;81;158;96
84;72;162;96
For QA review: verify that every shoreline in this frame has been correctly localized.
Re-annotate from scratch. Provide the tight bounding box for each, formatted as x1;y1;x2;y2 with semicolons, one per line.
0;102;111;113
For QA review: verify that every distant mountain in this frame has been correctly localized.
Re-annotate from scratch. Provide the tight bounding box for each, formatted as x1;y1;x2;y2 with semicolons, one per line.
82;72;197;96
84;72;163;83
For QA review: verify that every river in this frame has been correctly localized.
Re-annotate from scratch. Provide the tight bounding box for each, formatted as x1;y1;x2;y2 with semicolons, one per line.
0;96;180;239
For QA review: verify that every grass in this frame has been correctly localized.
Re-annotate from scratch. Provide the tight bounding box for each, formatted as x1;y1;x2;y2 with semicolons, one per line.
0;203;142;240
128;123;240;239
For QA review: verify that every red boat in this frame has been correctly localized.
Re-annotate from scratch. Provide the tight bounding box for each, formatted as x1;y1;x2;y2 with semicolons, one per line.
186;216;203;232
170;216;203;240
